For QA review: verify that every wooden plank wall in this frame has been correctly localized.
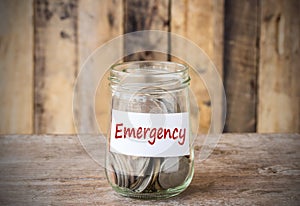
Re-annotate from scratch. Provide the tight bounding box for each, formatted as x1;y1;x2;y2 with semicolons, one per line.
258;0;300;132
34;0;78;134
0;0;34;134
79;0;123;134
0;0;299;134
171;0;224;133
124;0;169;61
223;0;259;132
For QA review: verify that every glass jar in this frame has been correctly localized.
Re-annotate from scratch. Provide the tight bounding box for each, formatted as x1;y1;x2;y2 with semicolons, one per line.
105;61;194;199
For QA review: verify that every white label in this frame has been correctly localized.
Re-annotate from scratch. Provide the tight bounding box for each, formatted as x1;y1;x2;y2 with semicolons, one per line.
110;109;190;157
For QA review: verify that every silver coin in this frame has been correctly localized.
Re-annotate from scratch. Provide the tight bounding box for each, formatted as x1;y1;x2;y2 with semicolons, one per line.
124;86;174;114
114;153;126;187
109;152;123;187
113;155;150;190
129;158;151;191
137;97;166;113
117;154;132;188
158;91;177;113
134;158;155;193
129;175;144;190
158;156;190;189
112;152;131;188
129;156;150;177
130;157;150;190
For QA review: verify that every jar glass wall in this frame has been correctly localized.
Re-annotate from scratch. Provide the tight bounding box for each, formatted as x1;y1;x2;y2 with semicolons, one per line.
105;61;194;199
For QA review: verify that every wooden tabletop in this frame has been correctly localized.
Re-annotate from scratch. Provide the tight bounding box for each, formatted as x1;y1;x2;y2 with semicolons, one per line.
0;134;299;205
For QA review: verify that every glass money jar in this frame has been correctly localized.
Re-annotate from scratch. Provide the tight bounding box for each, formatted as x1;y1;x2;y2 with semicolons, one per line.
105;61;194;199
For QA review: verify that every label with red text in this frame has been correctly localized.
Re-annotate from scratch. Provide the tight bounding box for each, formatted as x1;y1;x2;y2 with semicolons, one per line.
110;109;190;157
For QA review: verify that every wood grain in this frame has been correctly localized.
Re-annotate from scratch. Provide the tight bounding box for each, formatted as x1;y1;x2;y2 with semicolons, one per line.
258;0;300;132
34;0;78;133
123;0;169;61
0;1;299;134
224;0;259;132
0;134;299;205
171;0;224;133
77;0;123;134
0;0;34;134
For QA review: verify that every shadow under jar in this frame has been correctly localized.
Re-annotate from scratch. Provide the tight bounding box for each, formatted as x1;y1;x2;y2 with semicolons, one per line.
105;61;194;199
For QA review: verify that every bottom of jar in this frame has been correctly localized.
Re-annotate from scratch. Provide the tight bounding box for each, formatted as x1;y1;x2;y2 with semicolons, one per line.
110;169;194;200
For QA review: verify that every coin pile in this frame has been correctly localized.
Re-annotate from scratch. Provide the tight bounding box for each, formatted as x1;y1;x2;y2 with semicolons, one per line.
108;86;191;192
107;153;191;193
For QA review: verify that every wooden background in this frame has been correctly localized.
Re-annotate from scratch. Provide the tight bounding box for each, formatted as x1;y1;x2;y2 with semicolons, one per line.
0;0;299;135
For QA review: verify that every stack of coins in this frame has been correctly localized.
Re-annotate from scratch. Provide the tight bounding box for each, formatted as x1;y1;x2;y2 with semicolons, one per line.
107;153;191;193
108;90;191;193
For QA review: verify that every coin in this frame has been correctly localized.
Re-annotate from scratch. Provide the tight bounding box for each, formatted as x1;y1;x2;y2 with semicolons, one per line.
158;92;177;113
149;158;161;187
158;156;190;189
129;175;144;190
129;156;150;177
112;153;126;187
142;158;161;192
109;152;123;187
130;156;150;189
154;178;163;191
111;154;151;191
134;158;155;193
123;86;175;114
117;154;131;188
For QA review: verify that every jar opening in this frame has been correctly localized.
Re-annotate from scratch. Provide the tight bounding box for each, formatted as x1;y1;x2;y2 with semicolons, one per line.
111;61;188;75
109;61;190;93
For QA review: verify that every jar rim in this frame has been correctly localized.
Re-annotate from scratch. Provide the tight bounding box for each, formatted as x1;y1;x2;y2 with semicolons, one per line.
110;60;189;76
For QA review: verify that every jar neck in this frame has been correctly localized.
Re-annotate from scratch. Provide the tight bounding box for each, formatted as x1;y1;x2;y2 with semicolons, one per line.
109;61;190;93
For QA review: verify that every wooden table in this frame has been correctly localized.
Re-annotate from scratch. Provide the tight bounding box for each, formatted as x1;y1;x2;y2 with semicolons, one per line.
0;134;299;205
